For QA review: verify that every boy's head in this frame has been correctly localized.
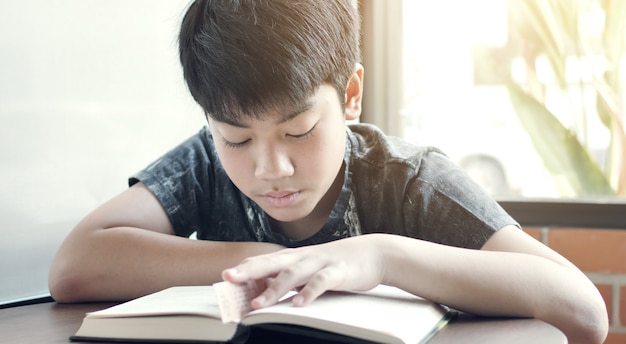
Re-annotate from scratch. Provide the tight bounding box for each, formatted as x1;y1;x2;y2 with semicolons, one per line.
178;0;361;124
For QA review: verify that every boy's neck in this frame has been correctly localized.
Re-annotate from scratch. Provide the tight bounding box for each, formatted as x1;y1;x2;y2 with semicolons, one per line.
269;164;345;241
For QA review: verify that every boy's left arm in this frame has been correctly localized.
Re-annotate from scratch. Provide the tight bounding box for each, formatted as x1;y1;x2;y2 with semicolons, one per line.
223;226;608;344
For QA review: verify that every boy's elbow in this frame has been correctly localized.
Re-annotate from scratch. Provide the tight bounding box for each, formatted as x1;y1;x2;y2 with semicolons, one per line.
577;304;608;344
561;293;609;344
567;317;608;344
49;275;81;303
48;272;73;303
48;257;92;303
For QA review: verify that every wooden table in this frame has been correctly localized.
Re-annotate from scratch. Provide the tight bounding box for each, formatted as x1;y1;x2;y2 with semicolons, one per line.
1;301;566;343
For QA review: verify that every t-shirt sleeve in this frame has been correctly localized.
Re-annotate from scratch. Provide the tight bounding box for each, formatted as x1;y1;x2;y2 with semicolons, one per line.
403;149;519;249
129;128;216;238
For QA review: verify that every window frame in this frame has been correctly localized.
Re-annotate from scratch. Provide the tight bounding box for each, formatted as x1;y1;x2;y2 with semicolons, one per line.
499;200;626;229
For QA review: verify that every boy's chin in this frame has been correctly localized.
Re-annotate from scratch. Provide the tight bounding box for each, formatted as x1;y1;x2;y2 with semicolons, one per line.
265;209;310;223
261;202;318;223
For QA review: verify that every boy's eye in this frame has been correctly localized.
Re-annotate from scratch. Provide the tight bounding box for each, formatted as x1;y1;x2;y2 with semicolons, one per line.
287;124;317;139
222;138;250;149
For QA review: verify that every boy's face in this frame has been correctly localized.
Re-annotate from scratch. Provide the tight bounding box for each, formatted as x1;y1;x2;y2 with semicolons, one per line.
209;84;350;225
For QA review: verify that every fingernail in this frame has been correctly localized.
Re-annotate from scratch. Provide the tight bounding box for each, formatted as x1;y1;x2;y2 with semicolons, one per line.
253;295;266;307
224;268;241;278
292;295;304;306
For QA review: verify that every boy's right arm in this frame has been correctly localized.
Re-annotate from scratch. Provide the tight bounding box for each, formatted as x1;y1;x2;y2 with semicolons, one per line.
48;182;284;303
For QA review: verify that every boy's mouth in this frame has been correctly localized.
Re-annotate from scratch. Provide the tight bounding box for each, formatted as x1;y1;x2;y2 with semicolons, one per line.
261;191;301;208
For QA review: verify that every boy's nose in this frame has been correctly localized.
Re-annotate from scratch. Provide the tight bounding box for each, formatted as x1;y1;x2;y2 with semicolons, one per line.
254;145;294;180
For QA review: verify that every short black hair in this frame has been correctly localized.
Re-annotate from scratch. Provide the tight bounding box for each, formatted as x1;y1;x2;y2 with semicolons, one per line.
179;0;360;123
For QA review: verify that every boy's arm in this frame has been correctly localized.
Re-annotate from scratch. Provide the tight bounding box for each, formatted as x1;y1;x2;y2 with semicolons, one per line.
222;228;608;344
48;182;283;303
385;227;608;344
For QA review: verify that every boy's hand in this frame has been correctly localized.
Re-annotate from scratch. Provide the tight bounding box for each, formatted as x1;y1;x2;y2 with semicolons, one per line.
221;234;385;309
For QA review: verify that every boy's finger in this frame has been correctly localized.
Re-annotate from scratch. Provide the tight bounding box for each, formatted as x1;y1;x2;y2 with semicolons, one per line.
251;257;325;308
293;266;343;306
222;252;296;282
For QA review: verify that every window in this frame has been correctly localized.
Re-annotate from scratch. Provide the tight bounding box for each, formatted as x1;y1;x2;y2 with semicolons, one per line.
0;0;205;305
361;0;626;201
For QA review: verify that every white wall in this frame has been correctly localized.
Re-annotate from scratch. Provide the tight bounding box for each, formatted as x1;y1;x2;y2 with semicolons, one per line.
0;0;205;304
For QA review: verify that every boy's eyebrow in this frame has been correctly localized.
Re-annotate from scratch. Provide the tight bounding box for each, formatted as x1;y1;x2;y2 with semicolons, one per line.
220;100;315;128
277;100;314;124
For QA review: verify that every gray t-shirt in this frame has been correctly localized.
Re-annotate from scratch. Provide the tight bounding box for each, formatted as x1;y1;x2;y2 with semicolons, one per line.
130;123;517;249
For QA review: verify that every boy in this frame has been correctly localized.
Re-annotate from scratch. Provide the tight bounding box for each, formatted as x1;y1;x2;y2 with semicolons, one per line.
48;1;607;343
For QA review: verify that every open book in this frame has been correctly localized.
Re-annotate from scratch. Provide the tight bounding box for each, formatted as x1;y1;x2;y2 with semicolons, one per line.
71;283;452;344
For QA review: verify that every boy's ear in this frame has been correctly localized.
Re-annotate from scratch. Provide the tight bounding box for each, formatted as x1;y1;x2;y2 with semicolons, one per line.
344;63;364;121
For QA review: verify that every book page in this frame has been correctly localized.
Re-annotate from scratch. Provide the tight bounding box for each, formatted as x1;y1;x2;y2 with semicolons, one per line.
85;286;222;319
242;285;449;344
213;280;265;323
